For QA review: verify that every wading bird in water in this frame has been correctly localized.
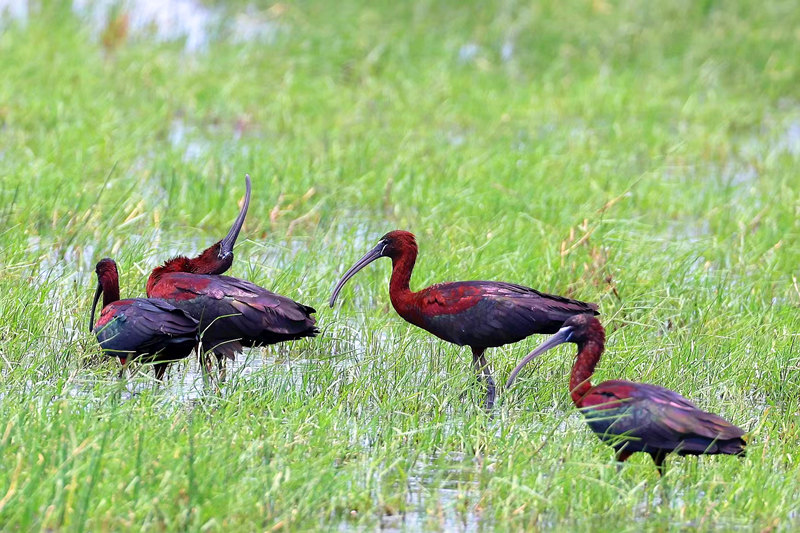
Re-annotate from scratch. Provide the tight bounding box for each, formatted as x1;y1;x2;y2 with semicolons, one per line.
329;230;598;409
505;314;746;474
146;174;318;370
91;258;198;380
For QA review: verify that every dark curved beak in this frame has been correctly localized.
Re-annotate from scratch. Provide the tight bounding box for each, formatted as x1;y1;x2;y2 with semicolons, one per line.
219;174;251;259
329;240;388;307
90;282;103;333
505;326;574;389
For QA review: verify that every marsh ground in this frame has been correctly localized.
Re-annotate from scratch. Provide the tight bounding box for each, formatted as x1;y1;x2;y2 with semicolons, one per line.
0;0;799;530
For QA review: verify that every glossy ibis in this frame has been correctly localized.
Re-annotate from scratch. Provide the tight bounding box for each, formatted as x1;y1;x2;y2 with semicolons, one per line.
505;314;746;474
91;258;199;380
329;230;598;409
147;272;319;363
146;175;317;368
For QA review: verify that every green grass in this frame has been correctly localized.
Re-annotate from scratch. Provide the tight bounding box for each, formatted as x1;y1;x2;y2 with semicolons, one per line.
1;0;799;530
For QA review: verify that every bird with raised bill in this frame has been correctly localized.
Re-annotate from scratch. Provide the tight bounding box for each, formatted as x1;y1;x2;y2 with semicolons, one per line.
146;174;318;373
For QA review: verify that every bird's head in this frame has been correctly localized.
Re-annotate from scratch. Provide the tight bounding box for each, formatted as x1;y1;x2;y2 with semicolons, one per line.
376;230;418;260
91;257;120;332
328;229;418;307
556;314;604;344
505;314;604;388
95;257;118;279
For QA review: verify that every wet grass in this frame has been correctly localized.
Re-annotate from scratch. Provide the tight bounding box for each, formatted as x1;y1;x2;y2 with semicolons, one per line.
1;0;799;530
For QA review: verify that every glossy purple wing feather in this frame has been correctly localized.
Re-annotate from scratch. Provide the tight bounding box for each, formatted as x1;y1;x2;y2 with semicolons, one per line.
149;273;318;359
94;298;199;360
582;380;745;457
409;281;598;348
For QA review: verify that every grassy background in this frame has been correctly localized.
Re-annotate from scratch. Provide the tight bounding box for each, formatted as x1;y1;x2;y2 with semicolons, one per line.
1;0;799;530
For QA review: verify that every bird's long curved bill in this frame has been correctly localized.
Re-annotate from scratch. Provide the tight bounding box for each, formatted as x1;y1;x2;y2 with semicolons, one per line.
505;326;574;388
89;282;103;333
329;241;386;307
219;174;252;256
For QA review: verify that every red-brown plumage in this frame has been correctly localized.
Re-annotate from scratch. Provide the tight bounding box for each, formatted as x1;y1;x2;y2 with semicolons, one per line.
578;381;640;410
90;258;198;380
567;317;605;405
95;258;120;304
95;300;126;328
330;230;599;409
146;174;252;292
147;272;318;362
148;275;214;301
401;284;486;317
506;314;746;474
144;176;316;366
146;242;230;293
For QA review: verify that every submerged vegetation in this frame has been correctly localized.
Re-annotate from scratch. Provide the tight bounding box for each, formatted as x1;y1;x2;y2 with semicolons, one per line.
0;0;798;530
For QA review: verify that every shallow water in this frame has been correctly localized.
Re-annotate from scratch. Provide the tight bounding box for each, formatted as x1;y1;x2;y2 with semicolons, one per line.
3;3;793;529
334;452;485;532
1;0;282;51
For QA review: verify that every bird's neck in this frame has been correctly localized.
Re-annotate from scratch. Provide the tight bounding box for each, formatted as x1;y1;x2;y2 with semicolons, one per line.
388;246;417;301
100;273;120;307
570;324;606;407
146;242;228;296
191;242;230;275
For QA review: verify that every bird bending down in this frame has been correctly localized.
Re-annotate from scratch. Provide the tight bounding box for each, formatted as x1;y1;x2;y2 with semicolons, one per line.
329;230;598;409
505;314;746;474
91;258;198;380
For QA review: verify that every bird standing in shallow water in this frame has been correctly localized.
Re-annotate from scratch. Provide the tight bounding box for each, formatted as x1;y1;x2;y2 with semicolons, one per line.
329;230;598;409
91;258;198;380
505;314;746;474
146;175;318;372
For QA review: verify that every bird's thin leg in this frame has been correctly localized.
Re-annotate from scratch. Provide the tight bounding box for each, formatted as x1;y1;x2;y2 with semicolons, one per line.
650;450;671;506
471;347;495;410
197;343;214;390
217;355;227;383
200;353;221;394
154;363;167;382
204;352;215;376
